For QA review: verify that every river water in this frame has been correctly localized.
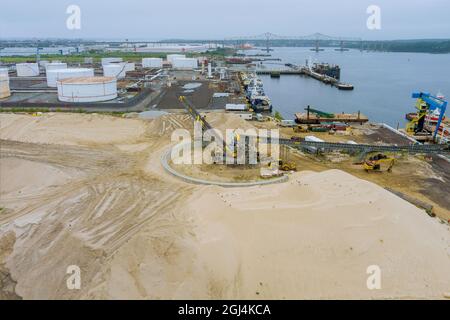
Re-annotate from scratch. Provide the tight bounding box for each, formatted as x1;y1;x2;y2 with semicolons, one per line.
245;47;450;127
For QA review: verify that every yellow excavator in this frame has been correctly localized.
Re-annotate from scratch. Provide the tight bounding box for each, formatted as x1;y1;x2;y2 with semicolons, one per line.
363;153;395;172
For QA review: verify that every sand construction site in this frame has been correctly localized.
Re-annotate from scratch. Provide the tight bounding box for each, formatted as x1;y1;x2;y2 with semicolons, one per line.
0;112;449;299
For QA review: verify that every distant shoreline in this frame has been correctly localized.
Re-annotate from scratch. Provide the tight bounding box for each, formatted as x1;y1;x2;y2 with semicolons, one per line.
1;39;450;55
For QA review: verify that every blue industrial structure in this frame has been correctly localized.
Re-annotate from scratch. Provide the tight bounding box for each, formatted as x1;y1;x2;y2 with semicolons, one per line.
411;92;448;141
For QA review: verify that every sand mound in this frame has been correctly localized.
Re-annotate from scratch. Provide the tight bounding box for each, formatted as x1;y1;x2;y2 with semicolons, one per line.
174;169;450;299
0;113;147;146
205;112;255;133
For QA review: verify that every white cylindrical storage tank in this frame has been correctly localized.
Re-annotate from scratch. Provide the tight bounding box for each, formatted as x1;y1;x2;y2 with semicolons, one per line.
142;58;163;68
46;68;94;87
16;63;40;77
0;68;9;79
0;75;11;99
45;62;68;73
39;60;50;68
207;63;212;78
167;54;186;64
172;58;198;70
124;62;135;72
101;57;123;65
103;64;126;79
57;76;118;102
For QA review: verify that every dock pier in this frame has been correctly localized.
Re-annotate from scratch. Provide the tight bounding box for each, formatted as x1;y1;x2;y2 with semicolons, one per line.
256;65;354;90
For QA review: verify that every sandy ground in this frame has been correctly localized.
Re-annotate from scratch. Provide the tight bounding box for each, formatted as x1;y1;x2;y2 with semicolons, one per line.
0;112;449;300
0;113;147;146
185;170;450;299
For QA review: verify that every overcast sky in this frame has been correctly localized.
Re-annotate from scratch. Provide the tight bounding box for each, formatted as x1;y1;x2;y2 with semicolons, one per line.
1;0;449;40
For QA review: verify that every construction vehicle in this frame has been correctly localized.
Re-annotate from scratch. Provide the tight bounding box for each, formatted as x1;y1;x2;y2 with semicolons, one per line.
293;125;309;133
278;160;297;171
363;153;395;172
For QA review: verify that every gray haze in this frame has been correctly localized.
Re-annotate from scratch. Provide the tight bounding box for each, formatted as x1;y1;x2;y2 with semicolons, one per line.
1;0;449;40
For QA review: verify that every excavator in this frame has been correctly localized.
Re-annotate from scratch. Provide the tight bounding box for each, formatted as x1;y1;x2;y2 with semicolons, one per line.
363;153;395;173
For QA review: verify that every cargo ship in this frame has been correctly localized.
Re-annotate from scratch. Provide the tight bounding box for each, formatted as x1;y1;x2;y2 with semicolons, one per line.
239;72;273;112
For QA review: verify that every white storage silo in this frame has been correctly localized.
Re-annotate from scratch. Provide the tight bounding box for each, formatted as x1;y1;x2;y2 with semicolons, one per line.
57;76;118;102
0;68;9;79
172;58;198;70
46;68;94;87
103;64;126;79
0;75;11;99
124;62;135;72
142;58;163;68
167;54;186;64
39;60;50;68
45;62;68;73
101;57;123;65
16;63;40;77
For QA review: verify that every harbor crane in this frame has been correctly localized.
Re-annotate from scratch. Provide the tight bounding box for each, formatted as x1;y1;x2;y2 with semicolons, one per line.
407;92;448;142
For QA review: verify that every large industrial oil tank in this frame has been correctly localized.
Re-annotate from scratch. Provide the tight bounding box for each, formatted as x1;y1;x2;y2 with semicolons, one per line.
172;58;198;70
167;54;186;64
46;68;94;87
124;62;135;72
16;63;40;77
39;60;50;68
103;64;126;79
45;62;68;73
57;76;118;102
0;67;9;79
142;58;163;68
101;57;123;65
0;75;11;99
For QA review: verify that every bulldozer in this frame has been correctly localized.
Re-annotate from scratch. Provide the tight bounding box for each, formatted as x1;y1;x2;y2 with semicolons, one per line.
363;153;395;172
293;125;309;133
278;159;297;172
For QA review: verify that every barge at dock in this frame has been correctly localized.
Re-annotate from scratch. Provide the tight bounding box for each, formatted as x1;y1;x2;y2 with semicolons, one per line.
295;105;368;124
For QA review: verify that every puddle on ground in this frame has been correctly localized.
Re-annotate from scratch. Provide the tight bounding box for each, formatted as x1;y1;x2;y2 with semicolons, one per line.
182;83;202;90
